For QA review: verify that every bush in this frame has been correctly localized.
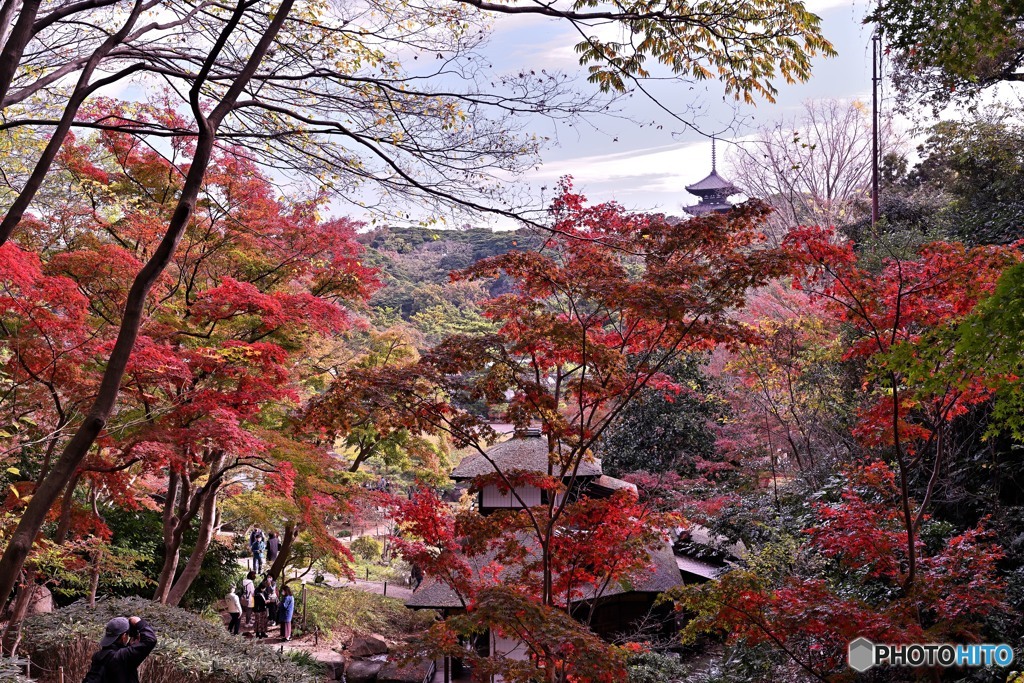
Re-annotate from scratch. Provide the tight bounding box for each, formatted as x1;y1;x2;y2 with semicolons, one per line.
94;506;241;611
0;655;32;682
21;597;318;683
350;535;383;562
628;651;690;683
301;586;434;641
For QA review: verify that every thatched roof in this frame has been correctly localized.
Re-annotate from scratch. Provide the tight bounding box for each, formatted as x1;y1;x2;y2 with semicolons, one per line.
451;435;602;480
675;554;726;581
588;475;638;496
405;540;682;610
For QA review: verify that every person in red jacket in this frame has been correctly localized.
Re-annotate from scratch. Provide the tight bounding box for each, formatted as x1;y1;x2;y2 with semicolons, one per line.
82;615;157;683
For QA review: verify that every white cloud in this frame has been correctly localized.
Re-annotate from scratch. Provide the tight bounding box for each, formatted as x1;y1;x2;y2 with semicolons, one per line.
524;137;747;212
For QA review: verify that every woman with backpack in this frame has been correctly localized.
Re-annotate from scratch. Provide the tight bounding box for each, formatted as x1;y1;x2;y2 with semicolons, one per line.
241;571;256;627
279;585;295;641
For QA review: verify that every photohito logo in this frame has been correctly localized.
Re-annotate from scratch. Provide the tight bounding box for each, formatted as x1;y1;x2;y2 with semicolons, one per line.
848;638;1015;672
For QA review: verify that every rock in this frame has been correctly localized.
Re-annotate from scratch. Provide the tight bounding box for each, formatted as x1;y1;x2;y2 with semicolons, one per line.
378;659;434;683
345;658;384;683
26;585;52;615
349;634;389;657
316;650;346;680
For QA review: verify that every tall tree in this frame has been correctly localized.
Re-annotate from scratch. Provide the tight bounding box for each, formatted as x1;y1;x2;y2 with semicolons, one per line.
728;99;899;237
323;182;800;681
784;227;1022;589
721;282;852;479
871;0;1024;111
0;0;836;605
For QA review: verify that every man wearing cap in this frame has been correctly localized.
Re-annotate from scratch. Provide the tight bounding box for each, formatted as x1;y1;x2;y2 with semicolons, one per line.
82;615;157;683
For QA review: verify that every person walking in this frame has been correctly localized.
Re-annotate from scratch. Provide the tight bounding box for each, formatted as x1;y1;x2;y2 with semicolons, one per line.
225;586;242;635
279;585;294;641
241;571;256;627
82;615;157;683
253;579;269;638
411;564;424;591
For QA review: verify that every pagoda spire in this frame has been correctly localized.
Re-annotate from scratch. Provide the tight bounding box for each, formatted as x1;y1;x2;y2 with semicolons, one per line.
684;137;739;216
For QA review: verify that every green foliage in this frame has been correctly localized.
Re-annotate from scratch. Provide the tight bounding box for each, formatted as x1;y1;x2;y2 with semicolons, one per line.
960;262;1024;440
21;597;318;683
0;654;32;683
41;539;150;603
282;650;327;677
301;585;435;640
597;357;723;476
350;535;383;561
361;226;539;344
181;539;243;611
96;506;240;610
573;0;835;103
912;114;1024;244
872;0;1024;109
627;651;690;683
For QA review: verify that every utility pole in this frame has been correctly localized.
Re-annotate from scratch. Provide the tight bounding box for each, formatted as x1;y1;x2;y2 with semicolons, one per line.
871;16;882;228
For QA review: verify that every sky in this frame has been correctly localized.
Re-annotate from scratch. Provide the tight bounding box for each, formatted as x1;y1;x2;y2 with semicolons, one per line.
95;0;880;228
474;0;877;222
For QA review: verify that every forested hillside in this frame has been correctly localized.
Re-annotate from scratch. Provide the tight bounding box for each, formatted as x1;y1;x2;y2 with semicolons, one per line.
357;226;542;344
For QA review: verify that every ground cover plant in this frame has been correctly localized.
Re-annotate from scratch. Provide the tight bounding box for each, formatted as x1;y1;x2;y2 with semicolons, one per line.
301;586;435;642
19;598;319;683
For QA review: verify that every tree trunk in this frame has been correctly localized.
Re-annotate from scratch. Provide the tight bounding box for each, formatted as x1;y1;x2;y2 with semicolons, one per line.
0;571;34;655
87;549;102;607
164;490;216;606
165;454;226;606
0;0;23;51
268;521;299;581
52;468;83;544
0;0;39;106
348;442;373;472
153;471;188;603
0;0;296;606
0;0;144;246
87;481;103;606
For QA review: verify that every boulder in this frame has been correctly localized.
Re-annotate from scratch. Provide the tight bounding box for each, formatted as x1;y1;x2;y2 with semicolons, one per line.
26;585;52;615
316;650;346;681
378;659;434;683
345;658;384;683
349;634;389;657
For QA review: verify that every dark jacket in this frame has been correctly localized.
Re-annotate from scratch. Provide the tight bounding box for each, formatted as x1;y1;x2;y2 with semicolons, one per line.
267;536;280;560
82;619;158;683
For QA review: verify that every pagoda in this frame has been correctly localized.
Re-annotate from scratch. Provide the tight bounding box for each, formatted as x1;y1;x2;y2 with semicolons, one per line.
684;137;740;216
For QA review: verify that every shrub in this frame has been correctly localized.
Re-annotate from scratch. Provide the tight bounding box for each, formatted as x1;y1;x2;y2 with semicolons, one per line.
90;506;241;611
301;586;434;641
0;655;32;682
349;535;383;562
21;597;318;683
628;651;690;683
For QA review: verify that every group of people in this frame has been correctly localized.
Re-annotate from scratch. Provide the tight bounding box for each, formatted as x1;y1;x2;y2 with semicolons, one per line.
225;570;295;640
248;527;279;574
